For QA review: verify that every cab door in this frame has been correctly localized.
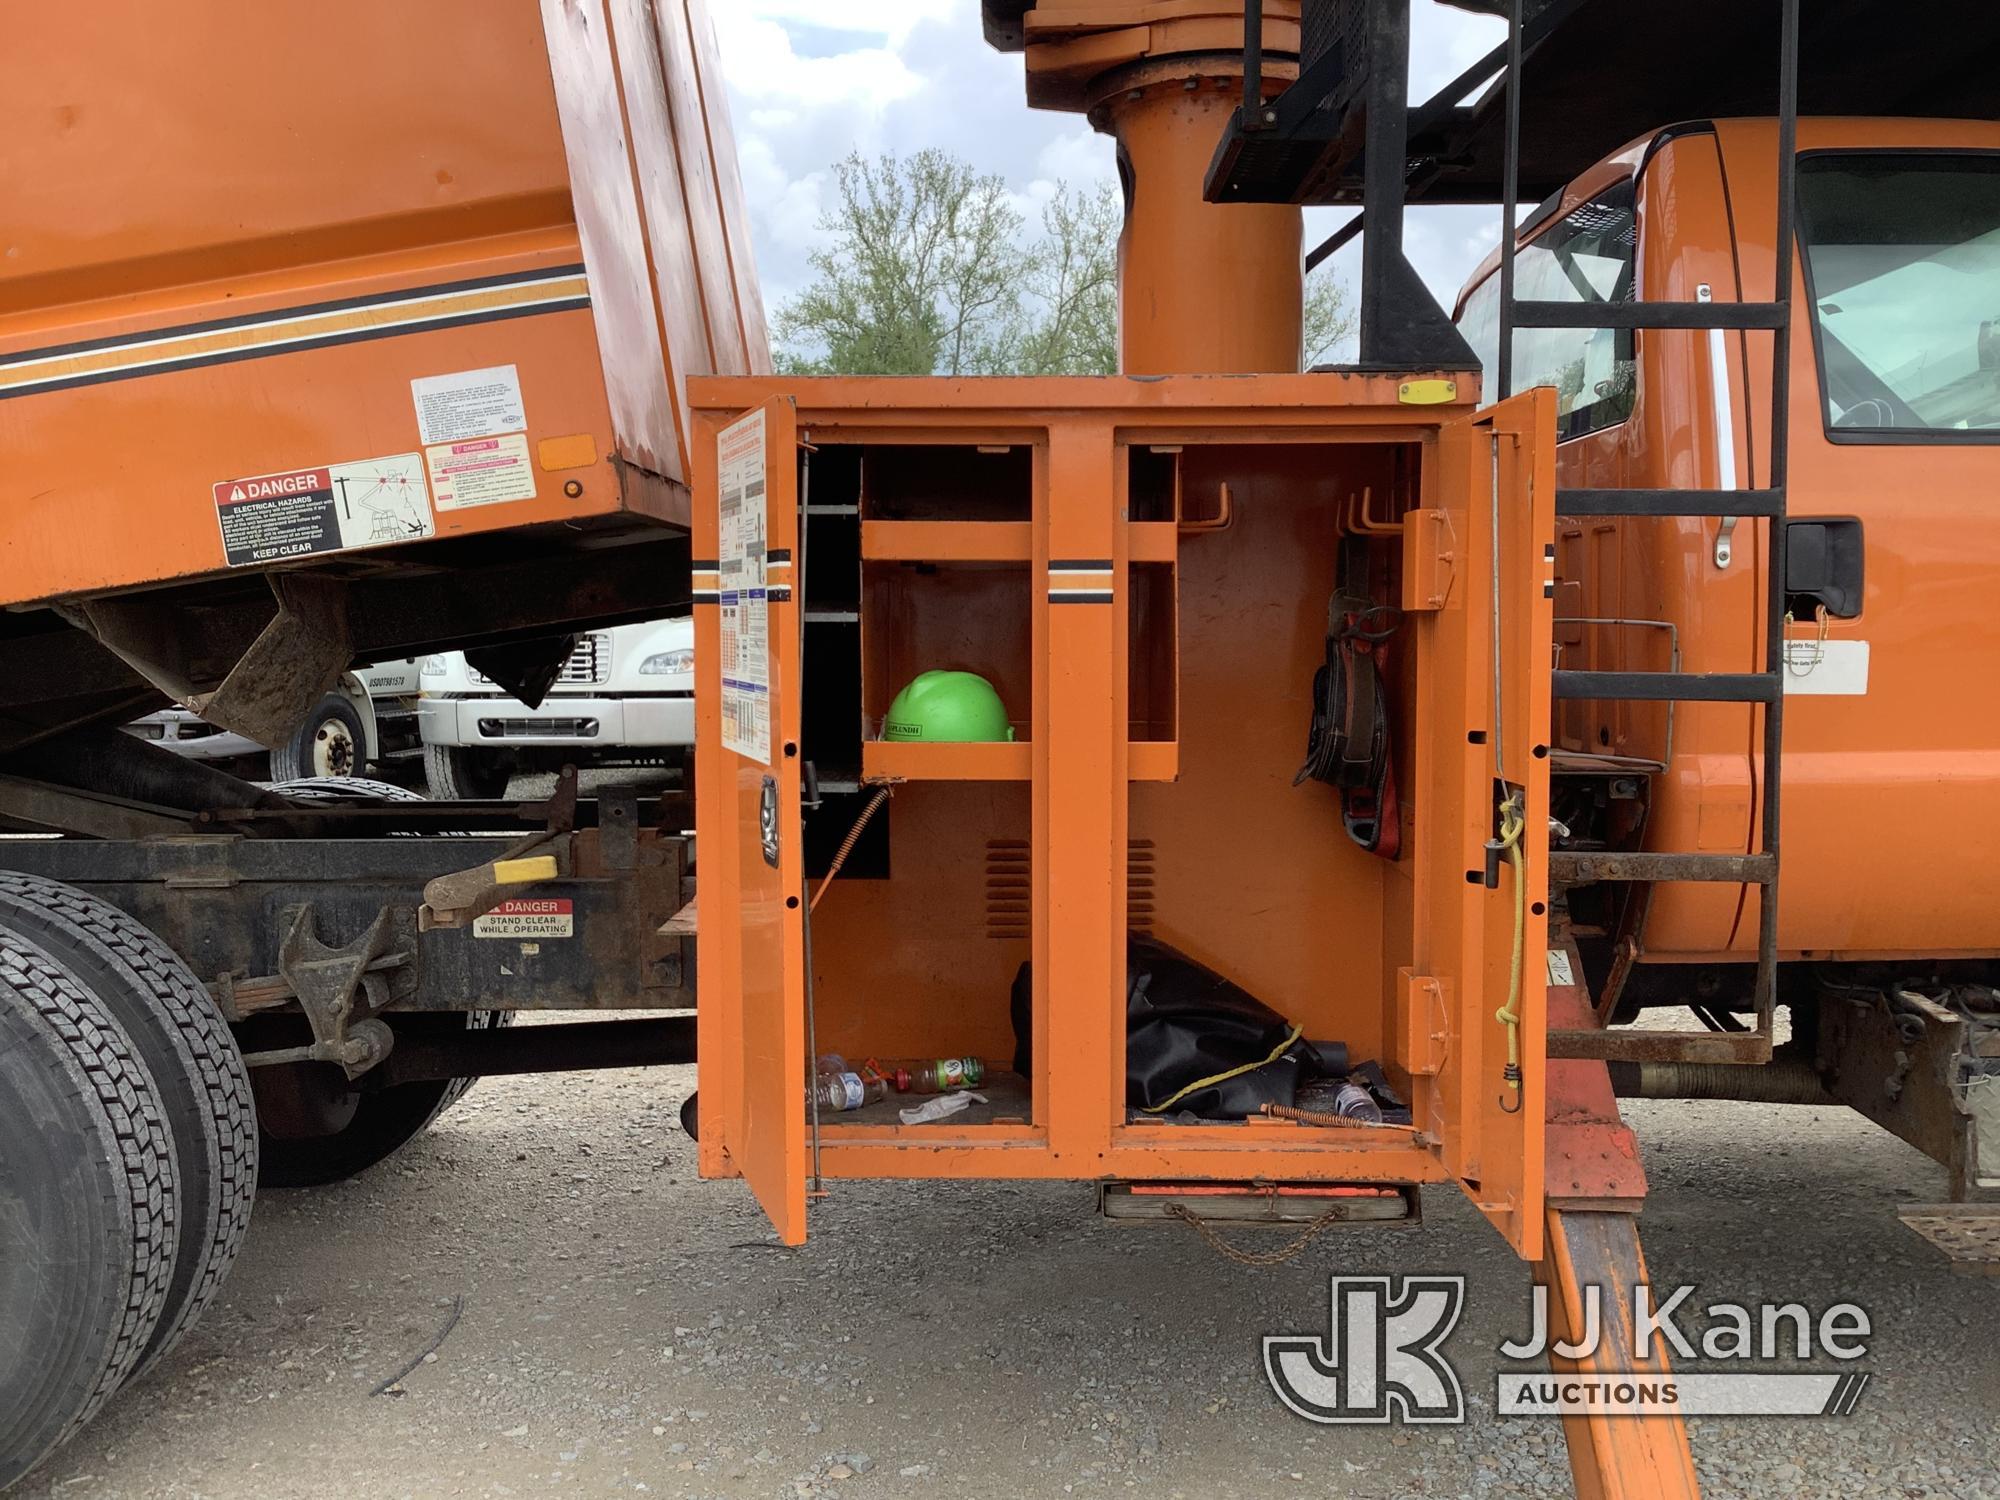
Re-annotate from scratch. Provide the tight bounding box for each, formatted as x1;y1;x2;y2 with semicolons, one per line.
1410;388;1556;1260
692;395;809;1244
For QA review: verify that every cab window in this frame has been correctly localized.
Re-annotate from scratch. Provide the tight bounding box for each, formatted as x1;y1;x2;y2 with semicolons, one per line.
1459;182;1639;440
1799;153;2000;438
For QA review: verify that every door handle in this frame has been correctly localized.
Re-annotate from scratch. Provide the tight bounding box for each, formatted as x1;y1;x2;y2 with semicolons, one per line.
1784;518;1864;618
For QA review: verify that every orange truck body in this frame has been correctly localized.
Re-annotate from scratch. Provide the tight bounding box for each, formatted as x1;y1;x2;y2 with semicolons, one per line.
1456;118;2000;966
0;0;764;743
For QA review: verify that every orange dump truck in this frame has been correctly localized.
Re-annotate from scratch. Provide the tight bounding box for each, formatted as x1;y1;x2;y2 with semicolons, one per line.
4;1;1999;1497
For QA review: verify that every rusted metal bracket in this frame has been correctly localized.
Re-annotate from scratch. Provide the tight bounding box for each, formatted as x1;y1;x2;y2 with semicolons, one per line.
1819;982;2000;1201
1397;967;1448;1077
0;773;197;841
418;836;568;930
1399;507;1457;611
238;905;417;1077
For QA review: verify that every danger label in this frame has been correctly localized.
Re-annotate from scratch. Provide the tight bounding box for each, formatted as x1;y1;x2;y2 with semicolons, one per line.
213;453;433;567
426;432;537;510
473;897;574;939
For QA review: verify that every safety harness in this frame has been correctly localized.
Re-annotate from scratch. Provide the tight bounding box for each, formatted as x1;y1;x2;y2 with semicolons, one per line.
1294;538;1403;858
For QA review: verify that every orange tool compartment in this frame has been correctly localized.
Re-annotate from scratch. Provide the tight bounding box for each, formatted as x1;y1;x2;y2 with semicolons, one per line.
688;374;1559;1255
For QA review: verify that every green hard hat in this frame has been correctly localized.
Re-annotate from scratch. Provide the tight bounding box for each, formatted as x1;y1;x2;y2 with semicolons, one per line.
883;670;1014;742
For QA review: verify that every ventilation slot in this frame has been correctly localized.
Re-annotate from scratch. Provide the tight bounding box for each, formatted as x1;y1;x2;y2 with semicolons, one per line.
983;839;1157;937
985;839;1030;939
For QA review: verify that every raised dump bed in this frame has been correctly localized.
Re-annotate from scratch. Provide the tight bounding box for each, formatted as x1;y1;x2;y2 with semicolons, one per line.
0;0;764;755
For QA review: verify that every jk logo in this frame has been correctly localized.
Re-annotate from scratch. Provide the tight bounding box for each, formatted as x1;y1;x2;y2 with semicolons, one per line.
1264;1276;1467;1424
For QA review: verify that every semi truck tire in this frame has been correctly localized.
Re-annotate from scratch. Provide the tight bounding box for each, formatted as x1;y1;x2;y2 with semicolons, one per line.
272;775;421;804
423;742;510;800
269;692;367;783
255;776;506;1188
0;876;256;1377
253;1011;510;1188
0;936;178;1489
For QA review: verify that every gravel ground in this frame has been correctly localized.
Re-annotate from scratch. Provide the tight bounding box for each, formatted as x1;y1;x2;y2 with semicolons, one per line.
21;1043;1999;1500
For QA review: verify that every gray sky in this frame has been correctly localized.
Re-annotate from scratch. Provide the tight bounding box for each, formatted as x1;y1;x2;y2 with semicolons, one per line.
713;0;1510;349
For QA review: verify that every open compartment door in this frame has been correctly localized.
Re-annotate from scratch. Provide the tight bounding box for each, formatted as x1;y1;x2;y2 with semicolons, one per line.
693;396;808;1244
1408;389;1556;1260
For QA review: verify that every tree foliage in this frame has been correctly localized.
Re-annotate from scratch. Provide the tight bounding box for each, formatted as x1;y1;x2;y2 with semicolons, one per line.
776;149;1357;376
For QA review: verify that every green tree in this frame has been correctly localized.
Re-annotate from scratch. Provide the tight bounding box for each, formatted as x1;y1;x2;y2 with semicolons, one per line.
1013;182;1121;375
775;149;1358;376
1302;271;1357;368
773;149;1027;376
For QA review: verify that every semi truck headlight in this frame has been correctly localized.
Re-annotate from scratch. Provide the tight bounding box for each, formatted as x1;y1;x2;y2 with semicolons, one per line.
639;649;694;675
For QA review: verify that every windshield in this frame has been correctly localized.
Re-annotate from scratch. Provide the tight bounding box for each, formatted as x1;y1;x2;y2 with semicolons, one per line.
1458;184;1638;441
1799;154;2000;436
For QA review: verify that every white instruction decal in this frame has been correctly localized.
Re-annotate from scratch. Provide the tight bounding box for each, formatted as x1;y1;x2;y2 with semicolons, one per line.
473;897;574;938
411;364;527;445
1783;639;1869;696
718;408;771;764
212;453;432;567
426;433;538;510
1546;949;1576;987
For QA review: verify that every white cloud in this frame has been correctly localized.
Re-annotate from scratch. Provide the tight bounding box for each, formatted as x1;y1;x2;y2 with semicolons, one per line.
711;12;926;109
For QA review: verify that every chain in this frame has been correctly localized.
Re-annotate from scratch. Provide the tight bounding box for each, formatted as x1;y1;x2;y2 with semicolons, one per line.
1163;1201;1354;1268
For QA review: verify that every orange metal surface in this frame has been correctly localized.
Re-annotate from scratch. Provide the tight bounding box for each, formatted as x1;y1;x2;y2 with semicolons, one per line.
998;2;1305;374
0;0;763;611
1461;117;2000;962
690;374;1552;1257
1535;1210;1704;1500
1105;82;1306;374
690;397;808;1246
541;0;770;487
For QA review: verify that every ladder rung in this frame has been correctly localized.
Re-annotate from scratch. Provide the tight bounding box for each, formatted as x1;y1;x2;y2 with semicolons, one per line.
1553;670;1780;704
1549;851;1776;885
1558;488;1784;518
1548;1029;1774;1065
1510;300;1788;331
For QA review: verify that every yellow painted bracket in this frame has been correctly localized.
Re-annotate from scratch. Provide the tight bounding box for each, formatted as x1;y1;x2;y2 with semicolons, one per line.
419;847;565;931
1398;378;1459;406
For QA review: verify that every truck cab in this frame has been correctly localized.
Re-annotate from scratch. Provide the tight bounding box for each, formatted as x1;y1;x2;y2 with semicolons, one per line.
1455;119;2000;996
417;617;695;798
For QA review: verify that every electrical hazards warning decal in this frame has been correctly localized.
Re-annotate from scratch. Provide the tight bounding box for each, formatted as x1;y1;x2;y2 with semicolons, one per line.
473;898;574;939
212;453;433;567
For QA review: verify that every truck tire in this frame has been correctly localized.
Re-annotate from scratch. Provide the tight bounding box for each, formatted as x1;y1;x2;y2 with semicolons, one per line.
424;742;510;800
269;692;366;783
0;936;178;1489
254;1011;510;1188
0;876;256;1377
272;775;421;804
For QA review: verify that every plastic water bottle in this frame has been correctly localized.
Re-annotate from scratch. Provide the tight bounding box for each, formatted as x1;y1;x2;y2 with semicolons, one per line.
1333;1080;1384;1123
812;1054;886;1111
882;1057;985;1094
